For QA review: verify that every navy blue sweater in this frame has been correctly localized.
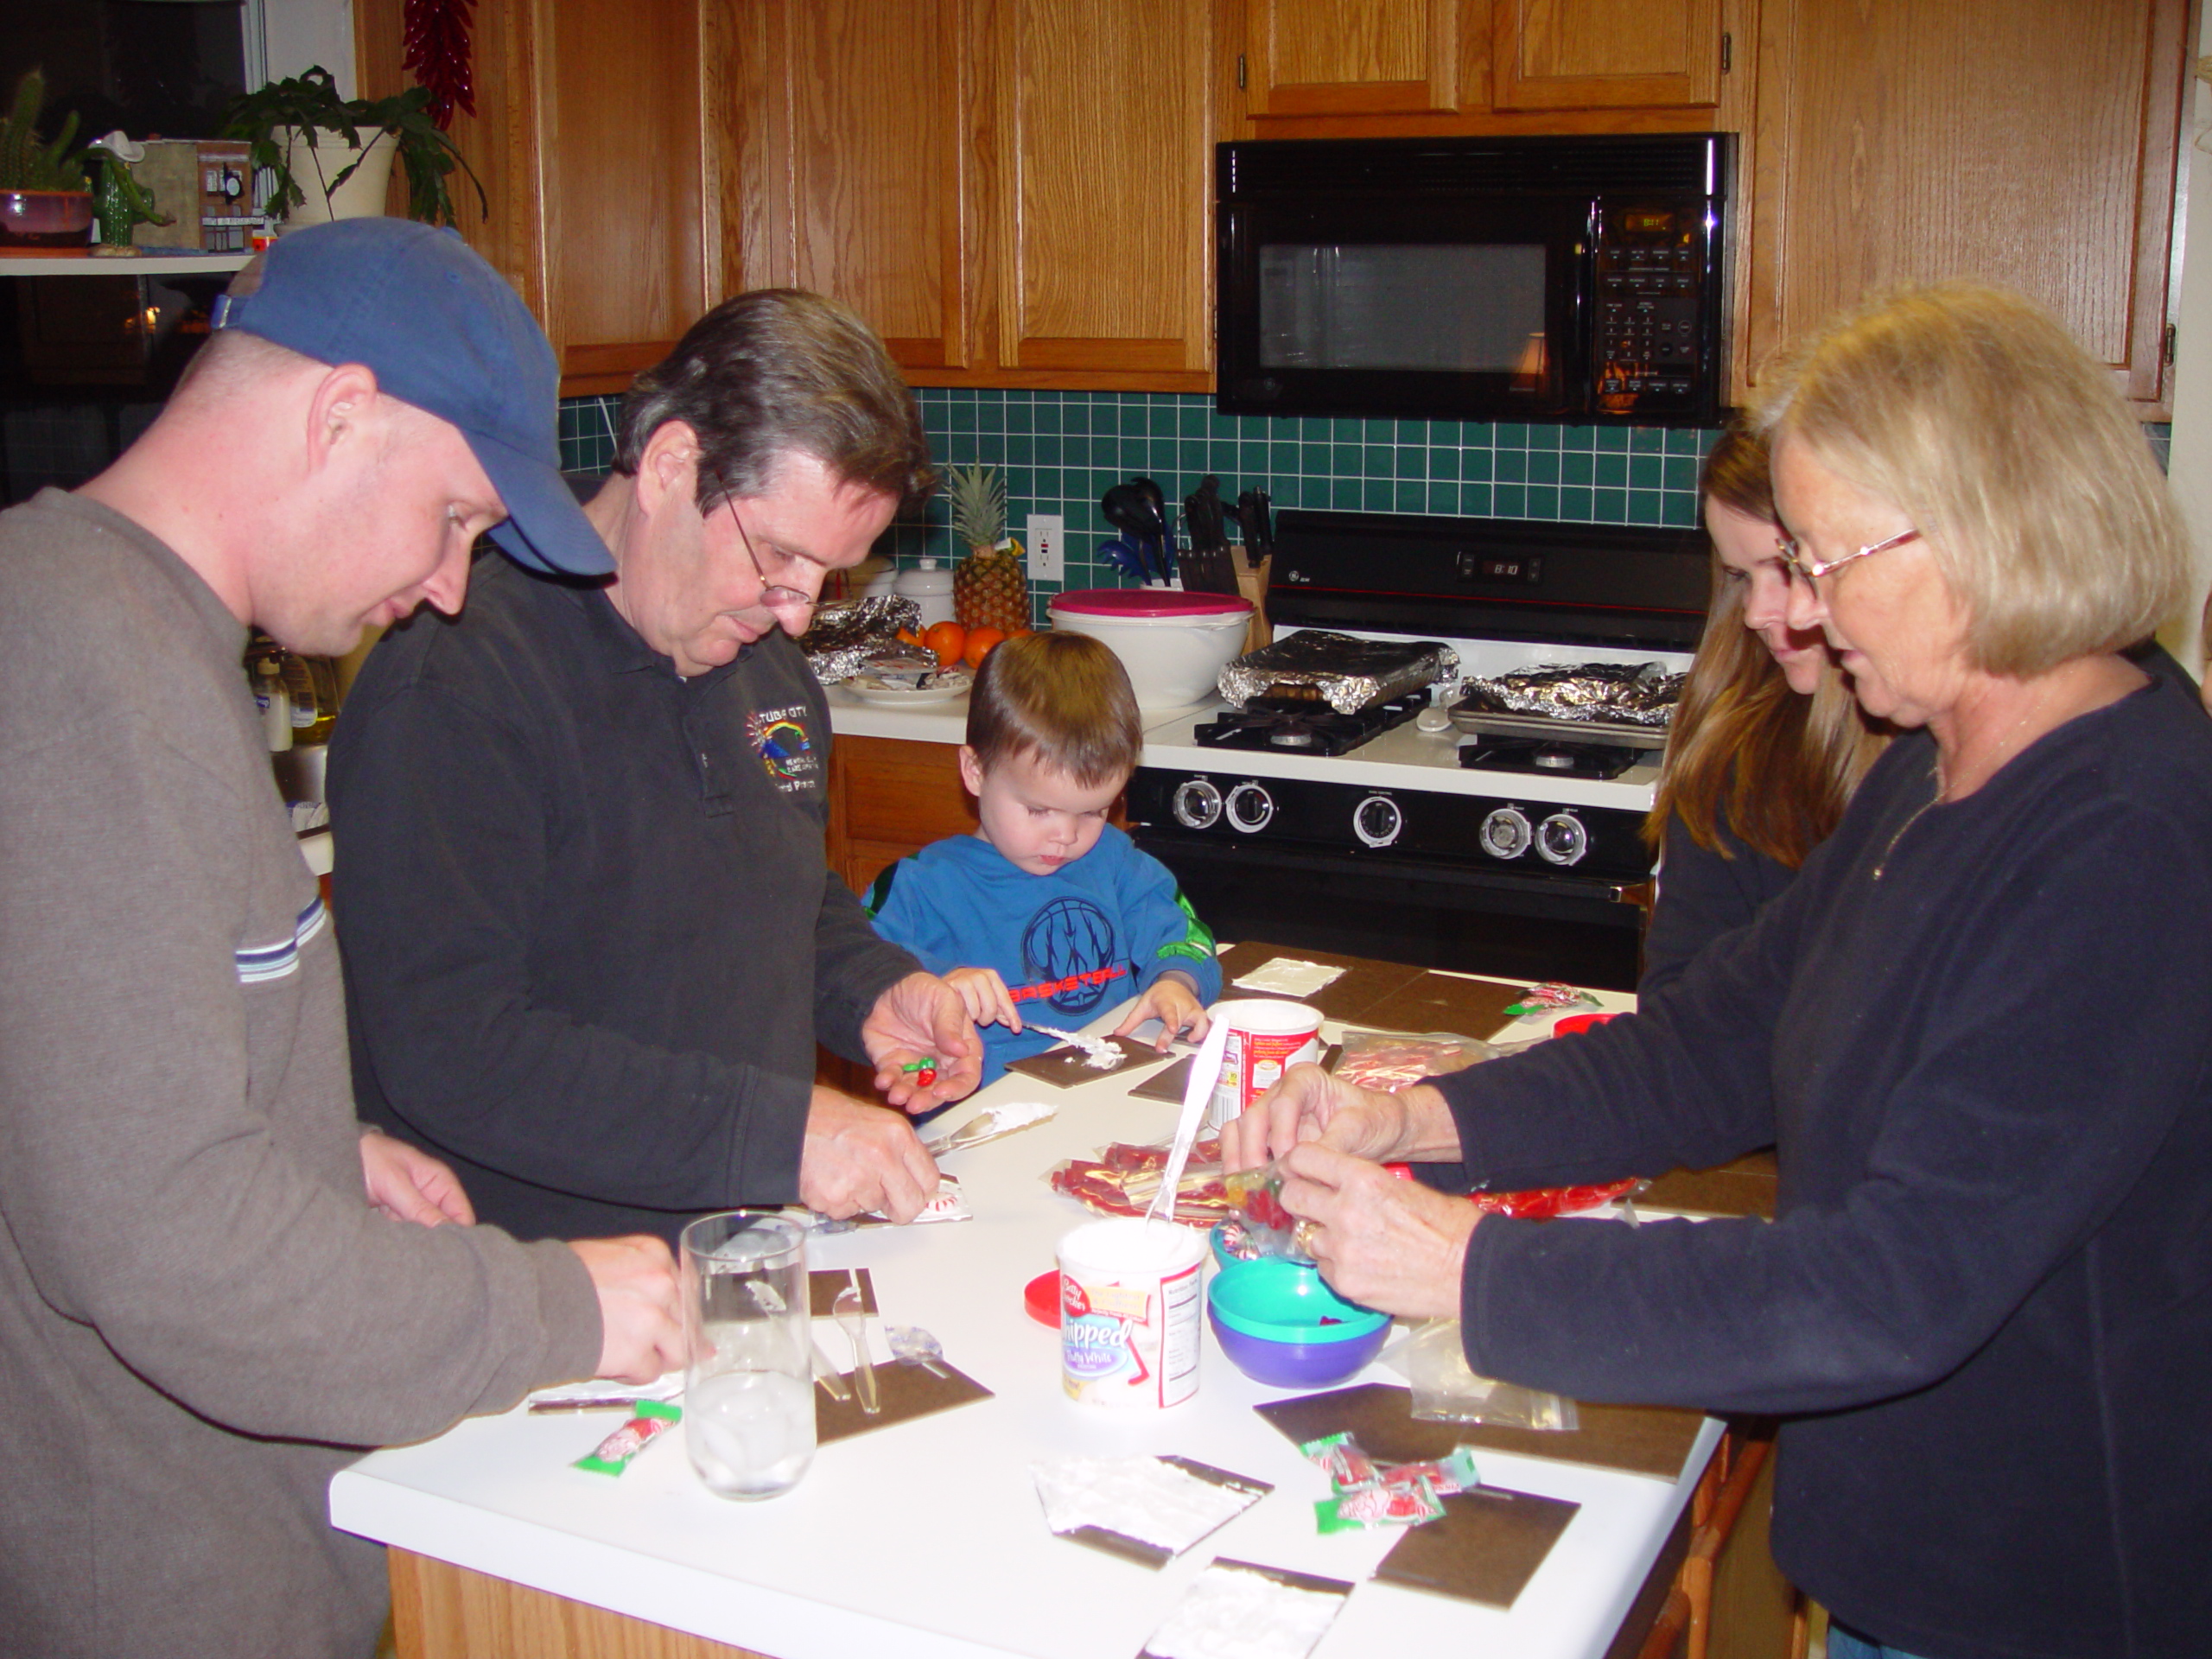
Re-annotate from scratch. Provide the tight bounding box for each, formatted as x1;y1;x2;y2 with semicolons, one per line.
1433;677;2212;1659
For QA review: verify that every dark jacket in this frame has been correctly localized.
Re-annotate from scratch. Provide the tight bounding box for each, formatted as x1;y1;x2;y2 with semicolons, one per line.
1432;677;2212;1659
329;551;918;1243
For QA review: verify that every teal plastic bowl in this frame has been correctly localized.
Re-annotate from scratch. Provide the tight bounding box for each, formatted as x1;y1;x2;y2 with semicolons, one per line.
1207;1258;1390;1387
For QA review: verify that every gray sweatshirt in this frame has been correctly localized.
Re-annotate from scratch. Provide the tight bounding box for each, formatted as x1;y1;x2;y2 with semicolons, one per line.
0;491;603;1659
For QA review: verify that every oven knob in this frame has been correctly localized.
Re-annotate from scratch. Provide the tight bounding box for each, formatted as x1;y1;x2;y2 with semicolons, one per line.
1478;806;1532;860
1536;812;1590;867
1224;782;1275;834
1352;794;1402;849
1172;778;1224;830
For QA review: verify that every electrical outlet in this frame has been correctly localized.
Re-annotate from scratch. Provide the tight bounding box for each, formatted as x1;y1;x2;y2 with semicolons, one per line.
1026;513;1065;582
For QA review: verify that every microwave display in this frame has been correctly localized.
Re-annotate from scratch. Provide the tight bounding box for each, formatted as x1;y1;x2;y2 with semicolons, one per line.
1217;135;1731;428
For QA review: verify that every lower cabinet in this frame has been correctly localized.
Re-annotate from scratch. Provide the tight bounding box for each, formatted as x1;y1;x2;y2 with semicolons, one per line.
825;734;974;898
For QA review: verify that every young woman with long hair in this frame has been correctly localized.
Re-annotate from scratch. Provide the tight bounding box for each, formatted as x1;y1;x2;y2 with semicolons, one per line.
1640;427;1888;994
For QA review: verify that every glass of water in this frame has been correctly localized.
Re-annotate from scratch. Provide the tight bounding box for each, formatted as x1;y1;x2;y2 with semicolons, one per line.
678;1211;814;1500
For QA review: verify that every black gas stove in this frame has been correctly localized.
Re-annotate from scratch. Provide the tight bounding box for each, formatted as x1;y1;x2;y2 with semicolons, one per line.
1457;735;1654;781
1191;693;1428;757
1125;507;1710;990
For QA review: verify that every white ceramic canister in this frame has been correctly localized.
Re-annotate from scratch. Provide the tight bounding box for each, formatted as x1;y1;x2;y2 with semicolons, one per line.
1058;1217;1206;1408
893;557;956;628
1207;999;1325;1132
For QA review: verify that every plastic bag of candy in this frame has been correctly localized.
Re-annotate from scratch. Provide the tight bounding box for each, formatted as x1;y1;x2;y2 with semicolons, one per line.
1467;1177;1643;1220
1331;1028;1495;1093
1218;1158;1307;1262
1386;1319;1579;1430
1046;1139;1231;1226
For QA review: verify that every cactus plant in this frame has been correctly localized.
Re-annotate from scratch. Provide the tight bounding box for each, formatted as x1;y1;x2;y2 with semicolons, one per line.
0;70;88;192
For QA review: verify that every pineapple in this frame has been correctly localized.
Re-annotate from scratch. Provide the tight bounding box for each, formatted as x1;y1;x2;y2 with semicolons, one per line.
947;464;1029;633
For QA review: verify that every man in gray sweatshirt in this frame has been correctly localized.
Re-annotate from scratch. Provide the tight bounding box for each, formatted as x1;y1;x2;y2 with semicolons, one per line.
0;220;684;1659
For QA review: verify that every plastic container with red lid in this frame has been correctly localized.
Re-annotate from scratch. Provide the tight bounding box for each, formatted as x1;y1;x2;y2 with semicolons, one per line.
1048;588;1253;709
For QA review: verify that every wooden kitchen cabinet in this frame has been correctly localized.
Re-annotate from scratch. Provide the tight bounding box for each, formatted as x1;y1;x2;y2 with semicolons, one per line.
825;734;975;897
1234;0;1737;130
732;0;1216;391
354;0;718;395
1743;0;2190;417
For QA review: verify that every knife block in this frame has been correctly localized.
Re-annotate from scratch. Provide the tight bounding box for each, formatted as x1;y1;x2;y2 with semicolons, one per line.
1231;551;1272;655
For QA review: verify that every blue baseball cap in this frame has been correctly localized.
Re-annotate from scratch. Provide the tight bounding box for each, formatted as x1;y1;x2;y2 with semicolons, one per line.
213;219;614;578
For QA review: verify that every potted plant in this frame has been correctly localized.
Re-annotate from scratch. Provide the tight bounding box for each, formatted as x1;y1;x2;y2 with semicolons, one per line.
0;69;92;251
221;67;486;229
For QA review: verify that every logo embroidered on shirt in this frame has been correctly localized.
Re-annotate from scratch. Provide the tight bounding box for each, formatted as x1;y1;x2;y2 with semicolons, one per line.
747;705;818;792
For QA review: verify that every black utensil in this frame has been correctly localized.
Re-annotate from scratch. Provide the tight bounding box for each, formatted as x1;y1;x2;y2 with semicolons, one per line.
1101;484;1157;582
1179;476;1240;595
1132;478;1173;582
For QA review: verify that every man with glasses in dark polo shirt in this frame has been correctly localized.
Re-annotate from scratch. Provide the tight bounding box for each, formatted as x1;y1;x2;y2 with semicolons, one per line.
330;290;980;1246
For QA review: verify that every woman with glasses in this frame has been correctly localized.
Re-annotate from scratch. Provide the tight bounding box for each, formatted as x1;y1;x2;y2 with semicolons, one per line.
1639;425;1887;996
1230;283;2211;1659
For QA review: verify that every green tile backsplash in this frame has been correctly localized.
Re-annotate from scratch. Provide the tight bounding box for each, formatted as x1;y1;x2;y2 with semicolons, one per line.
559;388;1718;627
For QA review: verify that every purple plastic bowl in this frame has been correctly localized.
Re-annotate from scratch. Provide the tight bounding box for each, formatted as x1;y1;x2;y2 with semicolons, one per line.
1209;1304;1389;1388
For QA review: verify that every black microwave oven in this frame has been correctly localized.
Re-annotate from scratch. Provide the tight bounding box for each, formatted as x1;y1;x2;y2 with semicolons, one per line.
1216;133;1732;428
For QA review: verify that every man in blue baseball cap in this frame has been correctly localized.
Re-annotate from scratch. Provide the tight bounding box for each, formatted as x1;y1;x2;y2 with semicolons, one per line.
0;219;681;1659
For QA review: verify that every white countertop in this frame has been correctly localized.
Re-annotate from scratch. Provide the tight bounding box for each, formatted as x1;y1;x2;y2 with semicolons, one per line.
330;984;1717;1659
825;689;1662;813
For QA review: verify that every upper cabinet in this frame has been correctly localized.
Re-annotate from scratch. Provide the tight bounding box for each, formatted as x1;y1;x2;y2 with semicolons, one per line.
733;0;1214;391
349;0;2184;416
1232;0;1740;130
356;0;715;395
1743;0;2188;416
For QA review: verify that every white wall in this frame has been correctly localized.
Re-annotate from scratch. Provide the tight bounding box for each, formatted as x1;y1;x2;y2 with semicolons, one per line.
2158;23;2211;680
262;0;356;98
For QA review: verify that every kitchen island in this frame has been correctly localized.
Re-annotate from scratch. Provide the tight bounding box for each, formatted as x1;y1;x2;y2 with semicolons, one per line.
331;965;1783;1659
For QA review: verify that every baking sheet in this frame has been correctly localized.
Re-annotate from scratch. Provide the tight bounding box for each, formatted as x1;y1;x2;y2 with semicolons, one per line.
1004;1034;1178;1089
1255;1382;1704;1483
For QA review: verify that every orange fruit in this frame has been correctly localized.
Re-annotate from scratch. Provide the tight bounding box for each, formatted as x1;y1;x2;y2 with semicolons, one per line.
962;626;1007;668
924;620;967;667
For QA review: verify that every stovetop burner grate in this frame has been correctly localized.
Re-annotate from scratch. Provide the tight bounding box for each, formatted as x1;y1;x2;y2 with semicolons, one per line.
1192;693;1429;758
1457;734;1653;781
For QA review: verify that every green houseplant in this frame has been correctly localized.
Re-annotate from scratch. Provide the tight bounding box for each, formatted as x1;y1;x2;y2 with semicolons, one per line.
0;68;93;249
221;67;486;228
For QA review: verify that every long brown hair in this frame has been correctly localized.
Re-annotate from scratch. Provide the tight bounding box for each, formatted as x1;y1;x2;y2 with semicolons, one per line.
1644;428;1887;867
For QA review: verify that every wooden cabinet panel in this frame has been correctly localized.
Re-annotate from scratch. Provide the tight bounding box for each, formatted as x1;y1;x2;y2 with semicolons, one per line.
1492;0;1721;110
354;0;714;395
992;0;1215;376
1247;0;1461;117
537;0;707;377
736;0;974;374
825;734;973;896
1745;0;2187;415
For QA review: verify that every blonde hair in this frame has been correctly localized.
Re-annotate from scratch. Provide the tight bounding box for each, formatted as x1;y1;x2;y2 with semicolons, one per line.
1647;427;1888;866
966;632;1141;787
1756;282;2188;676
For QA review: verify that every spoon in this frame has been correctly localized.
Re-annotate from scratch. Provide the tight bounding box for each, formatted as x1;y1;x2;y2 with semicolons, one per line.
833;1274;880;1414
884;1323;952;1379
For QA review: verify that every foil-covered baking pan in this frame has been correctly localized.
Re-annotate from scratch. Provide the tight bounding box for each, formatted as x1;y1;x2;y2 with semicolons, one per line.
1218;631;1459;715
1449;662;1684;747
800;595;925;683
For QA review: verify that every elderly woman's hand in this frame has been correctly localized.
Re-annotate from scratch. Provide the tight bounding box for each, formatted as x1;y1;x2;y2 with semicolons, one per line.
1275;1142;1478;1320
1224;1070;1463;1172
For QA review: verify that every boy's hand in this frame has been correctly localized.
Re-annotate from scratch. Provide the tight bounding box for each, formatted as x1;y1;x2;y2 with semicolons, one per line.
1113;972;1211;1051
944;965;1022;1033
863;971;982;1112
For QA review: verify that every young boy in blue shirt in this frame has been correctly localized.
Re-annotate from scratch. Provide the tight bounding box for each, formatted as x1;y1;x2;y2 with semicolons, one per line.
864;632;1221;1086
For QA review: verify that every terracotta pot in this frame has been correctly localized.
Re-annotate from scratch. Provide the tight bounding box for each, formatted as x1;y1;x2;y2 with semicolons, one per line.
279;129;399;227
0;189;94;251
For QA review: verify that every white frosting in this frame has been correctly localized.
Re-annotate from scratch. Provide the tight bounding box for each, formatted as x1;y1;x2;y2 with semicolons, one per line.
1031;1456;1257;1553
1144;1563;1346;1659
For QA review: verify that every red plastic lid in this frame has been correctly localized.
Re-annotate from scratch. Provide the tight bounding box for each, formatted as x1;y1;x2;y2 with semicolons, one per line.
1023;1269;1061;1327
1050;588;1252;619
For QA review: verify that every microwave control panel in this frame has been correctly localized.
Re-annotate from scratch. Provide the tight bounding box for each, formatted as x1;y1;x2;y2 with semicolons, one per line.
1592;202;1712;419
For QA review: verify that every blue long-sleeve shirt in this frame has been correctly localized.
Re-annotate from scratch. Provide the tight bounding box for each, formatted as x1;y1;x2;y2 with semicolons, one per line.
865;825;1220;1085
